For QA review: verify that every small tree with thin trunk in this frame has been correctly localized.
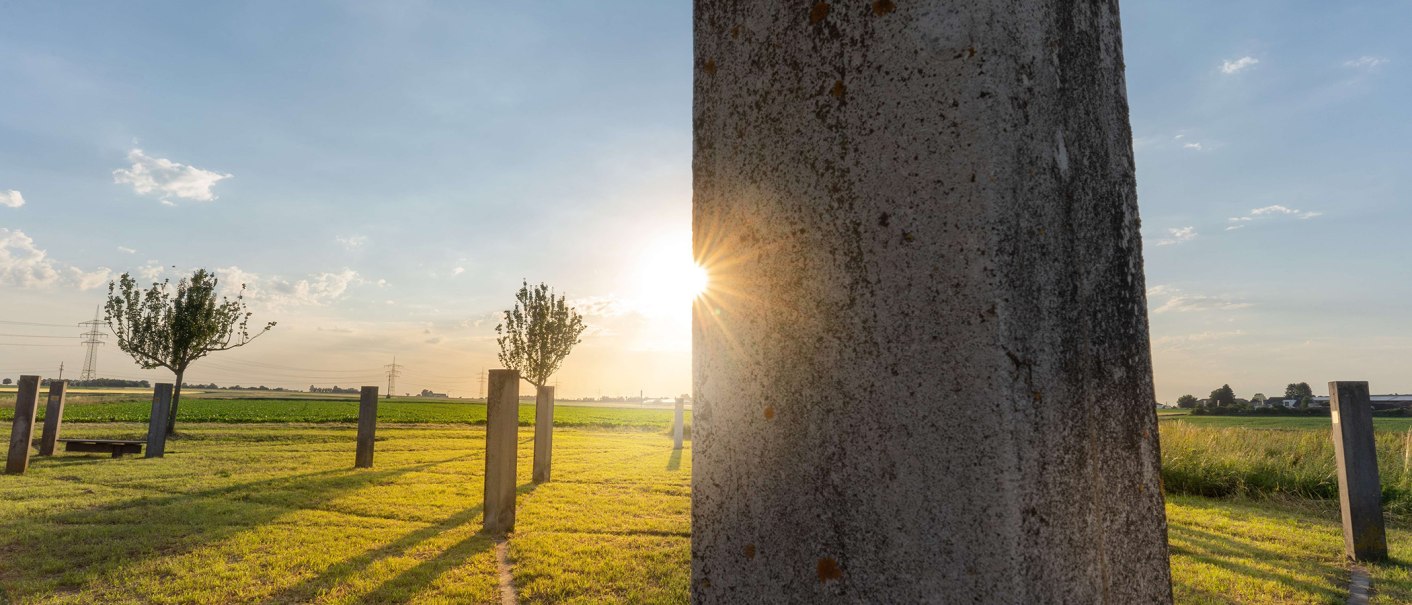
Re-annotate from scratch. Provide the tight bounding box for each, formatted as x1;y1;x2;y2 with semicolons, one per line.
495;280;586;389
105;269;275;435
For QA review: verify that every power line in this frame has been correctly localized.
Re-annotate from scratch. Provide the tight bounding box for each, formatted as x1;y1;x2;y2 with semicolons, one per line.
0;333;80;339
79;307;106;382
384;357;403;399
0;320;77;328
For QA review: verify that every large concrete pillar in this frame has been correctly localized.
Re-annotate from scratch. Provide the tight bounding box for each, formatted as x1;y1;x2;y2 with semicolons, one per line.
692;2;1171;603
532;385;555;483
146;384;172;459
483;369;519;534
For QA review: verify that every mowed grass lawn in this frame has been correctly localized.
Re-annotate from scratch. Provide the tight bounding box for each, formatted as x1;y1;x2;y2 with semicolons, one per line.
0;420;1408;603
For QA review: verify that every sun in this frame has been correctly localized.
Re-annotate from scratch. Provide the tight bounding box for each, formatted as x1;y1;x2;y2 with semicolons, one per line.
633;237;709;317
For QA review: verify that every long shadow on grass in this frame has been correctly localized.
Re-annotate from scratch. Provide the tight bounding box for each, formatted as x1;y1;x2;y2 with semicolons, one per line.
666;448;681;471
0;455;473;599
270;482;540;603
1169;525;1344;600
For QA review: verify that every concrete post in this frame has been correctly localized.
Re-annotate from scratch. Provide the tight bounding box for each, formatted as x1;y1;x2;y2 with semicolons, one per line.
692;2;1171;602
5;375;41;474
38;380;67;456
355;386;379;468
532;385;554;483
1329;381;1387;561
673;398;685;450
146;384;172;458
483;369;519;534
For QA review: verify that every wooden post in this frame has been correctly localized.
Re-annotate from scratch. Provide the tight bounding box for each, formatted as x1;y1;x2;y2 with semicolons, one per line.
483;369;519;534
146;384;173;459
38;380;68;456
673;398;684;450
532;385;554;483
1329;381;1387;561
355;386;379;468
5;375;41;474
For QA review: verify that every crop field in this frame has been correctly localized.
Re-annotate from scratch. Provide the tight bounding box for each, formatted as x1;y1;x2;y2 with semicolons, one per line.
0;398;686;430
1160;411;1412;431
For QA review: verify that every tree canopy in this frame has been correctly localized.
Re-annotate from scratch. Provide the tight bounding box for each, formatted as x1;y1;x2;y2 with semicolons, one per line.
495;280;586;388
106;269;274;433
1208;384;1237;408
1176;394;1199;409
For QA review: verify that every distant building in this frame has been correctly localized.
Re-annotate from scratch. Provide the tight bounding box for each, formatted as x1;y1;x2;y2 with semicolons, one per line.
1311;395;1412;411
418;389;449;398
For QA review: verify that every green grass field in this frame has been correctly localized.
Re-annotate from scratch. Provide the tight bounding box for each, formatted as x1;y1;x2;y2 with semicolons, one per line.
0;397;686;430
1;408;1409;603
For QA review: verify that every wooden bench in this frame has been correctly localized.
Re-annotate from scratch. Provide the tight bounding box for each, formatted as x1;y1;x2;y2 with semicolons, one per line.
58;439;144;458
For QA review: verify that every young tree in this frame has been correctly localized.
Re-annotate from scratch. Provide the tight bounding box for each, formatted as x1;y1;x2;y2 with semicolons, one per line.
495;280;587;389
496;280;586;483
106;269;275;435
1175;394;1199;409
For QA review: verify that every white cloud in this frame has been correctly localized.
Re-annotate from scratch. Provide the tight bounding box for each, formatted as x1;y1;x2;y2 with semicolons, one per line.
0;228;60;287
1147;285;1253;314
1154;226;1198;246
451;267;465;276
67;266;112;290
1221;56;1259;75
113;148;232;204
1344;56;1388;71
1182;142;1204;151
1226;205;1322;230
217;266;362;308
336;235;368;250
0;190;24;208
117;246;137;254
0;228;110;290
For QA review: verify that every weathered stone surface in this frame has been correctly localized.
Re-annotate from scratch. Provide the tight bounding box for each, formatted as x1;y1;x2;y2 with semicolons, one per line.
1329;381;1387;561
356;386;379;468
692;1;1171;602
483;369;519;534
533;385;555;483
38;380;67;457
146;384;172;458
5;376;41;474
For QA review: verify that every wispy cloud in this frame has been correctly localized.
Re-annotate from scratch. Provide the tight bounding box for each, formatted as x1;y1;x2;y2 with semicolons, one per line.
117;246;137;254
336;235;367;250
1147;285;1253;314
1221;56;1259;75
0;190;24;208
217;266;362;308
113;148;232;205
1344;56;1388;71
1226;204;1322;230
1155;226;1198;246
451;266;465;276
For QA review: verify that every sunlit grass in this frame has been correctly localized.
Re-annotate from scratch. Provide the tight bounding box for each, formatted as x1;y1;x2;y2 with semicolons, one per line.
2;421;1409;604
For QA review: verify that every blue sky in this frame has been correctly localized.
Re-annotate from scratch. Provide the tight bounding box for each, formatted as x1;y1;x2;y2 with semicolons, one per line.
0;2;1407;401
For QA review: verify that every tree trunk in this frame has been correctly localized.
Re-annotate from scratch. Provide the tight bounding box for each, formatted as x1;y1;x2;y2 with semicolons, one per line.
167;369;183;436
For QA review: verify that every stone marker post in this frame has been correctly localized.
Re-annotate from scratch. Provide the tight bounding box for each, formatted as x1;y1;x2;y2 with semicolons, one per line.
532;385;555;483
673;398;684;451
146;384;173;459
5;375;41;474
1329;381;1387;561
355;386;379;468
693;2;1172;602
483;369;519;534
38;380;68;456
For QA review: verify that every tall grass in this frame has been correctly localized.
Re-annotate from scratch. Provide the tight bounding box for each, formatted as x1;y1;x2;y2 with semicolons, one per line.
1160;421;1412;512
